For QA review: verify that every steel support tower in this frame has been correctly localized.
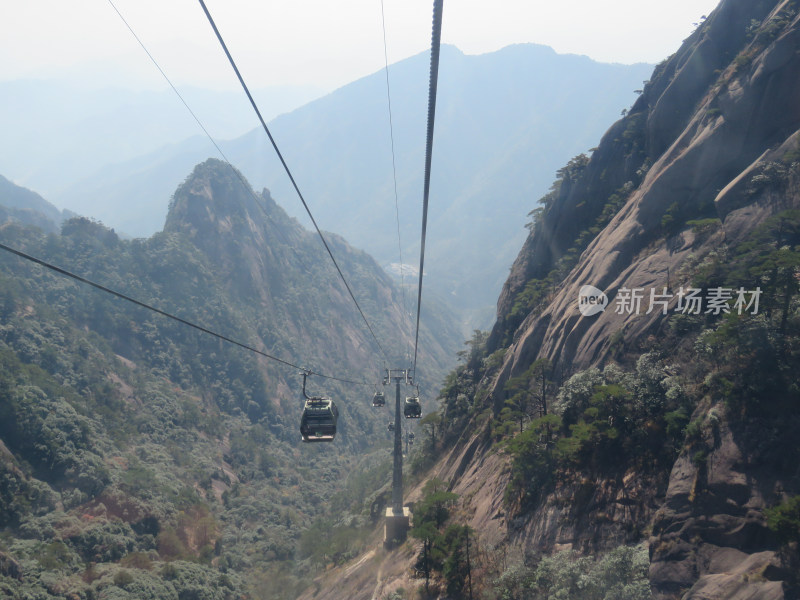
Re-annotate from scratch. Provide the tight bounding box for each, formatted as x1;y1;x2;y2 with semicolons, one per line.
384;368;412;547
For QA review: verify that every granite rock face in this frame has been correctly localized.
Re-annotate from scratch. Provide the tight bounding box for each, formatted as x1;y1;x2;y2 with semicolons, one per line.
648;405;794;598
298;2;800;597
486;0;800;597
492;0;800;375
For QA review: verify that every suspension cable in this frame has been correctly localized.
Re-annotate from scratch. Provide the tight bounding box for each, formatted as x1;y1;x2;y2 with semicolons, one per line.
107;0;387;379
0;241;366;386
379;0;410;364
412;0;444;377
197;0;389;362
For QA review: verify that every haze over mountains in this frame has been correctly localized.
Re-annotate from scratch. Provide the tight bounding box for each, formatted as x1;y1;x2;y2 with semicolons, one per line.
0;174;75;232
0;80;324;198
232;45;653;324
1;43;652;330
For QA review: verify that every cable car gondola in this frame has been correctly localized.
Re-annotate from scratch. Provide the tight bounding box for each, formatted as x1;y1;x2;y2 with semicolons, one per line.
372;390;385;407
300;396;338;442
299;372;338;442
404;395;421;419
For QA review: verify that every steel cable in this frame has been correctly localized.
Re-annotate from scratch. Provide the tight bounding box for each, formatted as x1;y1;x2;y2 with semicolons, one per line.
197;0;389;362
0;241;365;386
412;0;444;377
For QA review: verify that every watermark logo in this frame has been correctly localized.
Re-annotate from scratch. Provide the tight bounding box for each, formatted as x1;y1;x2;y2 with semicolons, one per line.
577;285;762;317
578;285;608;316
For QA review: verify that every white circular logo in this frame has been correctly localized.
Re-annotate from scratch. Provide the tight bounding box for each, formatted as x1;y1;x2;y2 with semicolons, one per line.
578;285;608;316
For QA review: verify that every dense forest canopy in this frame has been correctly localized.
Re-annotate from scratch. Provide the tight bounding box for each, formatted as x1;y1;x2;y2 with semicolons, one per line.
0;160;460;598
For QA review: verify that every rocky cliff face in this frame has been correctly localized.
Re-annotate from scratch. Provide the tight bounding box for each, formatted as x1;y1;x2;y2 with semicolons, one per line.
290;1;800;598
490;0;799;371
478;0;800;597
300;0;800;598
648;400;796;599
163;159;461;388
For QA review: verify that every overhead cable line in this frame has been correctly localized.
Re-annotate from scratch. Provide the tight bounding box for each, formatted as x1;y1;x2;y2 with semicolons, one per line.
107;0;225;176
379;0;411;363
412;0;444;376
106;0;312;275
107;0;383;379
197;0;389;362
0;242;366;386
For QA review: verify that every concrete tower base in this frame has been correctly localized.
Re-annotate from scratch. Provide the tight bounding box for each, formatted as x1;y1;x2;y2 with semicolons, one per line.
384;507;410;549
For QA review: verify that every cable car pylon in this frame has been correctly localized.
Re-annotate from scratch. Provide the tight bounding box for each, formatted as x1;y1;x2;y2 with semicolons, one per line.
383;368;413;548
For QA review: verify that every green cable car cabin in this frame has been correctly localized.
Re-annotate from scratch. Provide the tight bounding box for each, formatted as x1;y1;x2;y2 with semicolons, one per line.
300;396;339;442
404;396;421;419
372;391;385;407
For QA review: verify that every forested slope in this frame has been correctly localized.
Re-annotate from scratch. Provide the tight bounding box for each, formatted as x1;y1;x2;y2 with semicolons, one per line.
0;159;460;598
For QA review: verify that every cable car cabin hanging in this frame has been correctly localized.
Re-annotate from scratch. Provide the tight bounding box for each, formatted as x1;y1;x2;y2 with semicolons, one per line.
404;396;421;419
299;372;339;443
300;396;338;442
372;391;385;407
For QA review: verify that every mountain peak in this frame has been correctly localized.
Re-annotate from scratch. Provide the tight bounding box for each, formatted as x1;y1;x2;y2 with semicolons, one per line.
162;158;306;307
165;158;263;238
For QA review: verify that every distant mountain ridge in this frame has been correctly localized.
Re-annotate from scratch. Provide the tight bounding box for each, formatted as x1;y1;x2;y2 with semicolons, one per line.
38;44;652;329
231;45;652;320
0;174;75;232
0;79;324;199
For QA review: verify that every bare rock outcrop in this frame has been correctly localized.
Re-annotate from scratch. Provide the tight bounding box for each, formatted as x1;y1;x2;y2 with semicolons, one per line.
648;404;797;598
485;0;800;597
492;0;800;381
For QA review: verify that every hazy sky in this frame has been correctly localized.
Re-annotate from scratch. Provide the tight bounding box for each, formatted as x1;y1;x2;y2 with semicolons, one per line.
3;0;720;92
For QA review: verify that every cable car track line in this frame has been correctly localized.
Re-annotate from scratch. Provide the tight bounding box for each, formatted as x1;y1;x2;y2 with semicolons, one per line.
106;0;223;173
0;241;365;386
379;0;410;362
412;0;444;377
197;0;389;363
109;0;383;375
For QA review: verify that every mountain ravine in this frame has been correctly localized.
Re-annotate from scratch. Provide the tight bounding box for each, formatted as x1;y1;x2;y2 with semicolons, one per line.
294;0;800;598
0;159;464;598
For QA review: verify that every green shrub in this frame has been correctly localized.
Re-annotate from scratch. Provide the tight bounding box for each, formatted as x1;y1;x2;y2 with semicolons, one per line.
665;408;690;439
120;551;153;570
765;495;800;544
70;520;137;562
684;418;703;442
687;218;721;235
157;529;187;561
522;544;651;600
113;568;135;587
